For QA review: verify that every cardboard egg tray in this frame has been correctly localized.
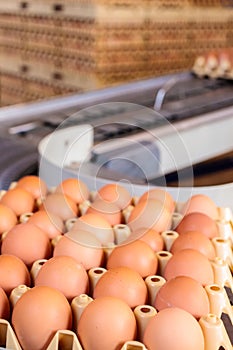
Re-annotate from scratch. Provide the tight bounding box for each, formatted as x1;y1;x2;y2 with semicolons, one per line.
190;0;232;6
0;23;149;58
0;180;232;350
146;7;232;50
192;48;233;80
0;0;147;22
0;27;63;56
0;46;149;91
0;72;79;107
0;90;28;107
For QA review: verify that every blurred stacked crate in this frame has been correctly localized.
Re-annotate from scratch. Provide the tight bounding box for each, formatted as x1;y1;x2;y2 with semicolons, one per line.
0;0;149;106
146;6;233;76
0;0;232;106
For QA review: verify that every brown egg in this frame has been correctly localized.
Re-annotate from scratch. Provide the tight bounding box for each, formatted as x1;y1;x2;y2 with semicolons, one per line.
0;286;10;320
40;193;78;221
143;307;205;350
53;230;104;270
170;231;216;260
12;285;72;350
107;240;158;278
164;249;214;286
0;203;17;234
0;188;35;217
77;296;136;350
86;199;122;226
55;178;90;204
125;227;164;252
28;210;64;239
138;188;175;213
128;199;172;233
93;266;147;308
16;175;48;200
154;276;210;319
35;256;89;302
71;213;115;246
175;212;218;239
1;223;52;267
0;254;31;295
181;194;219;220
96;183;132;210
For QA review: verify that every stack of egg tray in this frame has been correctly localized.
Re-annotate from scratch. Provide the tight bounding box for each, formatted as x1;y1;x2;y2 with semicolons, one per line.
145;7;233;76
0;72;79;106
190;0;233;6
0;1;149;106
0;1;233;106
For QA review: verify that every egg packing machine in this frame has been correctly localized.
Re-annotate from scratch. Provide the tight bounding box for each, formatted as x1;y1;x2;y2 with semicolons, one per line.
0;71;232;208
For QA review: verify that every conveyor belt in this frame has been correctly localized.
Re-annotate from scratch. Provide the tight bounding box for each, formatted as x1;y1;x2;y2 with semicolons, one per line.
0;71;232;199
0;72;233;132
0;76;232;148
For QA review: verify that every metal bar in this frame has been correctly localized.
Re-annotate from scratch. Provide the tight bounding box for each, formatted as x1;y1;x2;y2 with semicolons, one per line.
0;72;191;124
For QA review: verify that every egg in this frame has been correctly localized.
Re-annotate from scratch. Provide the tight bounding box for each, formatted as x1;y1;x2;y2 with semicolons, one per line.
77;296;136;350
9;284;31;308
107;240;158;278
53;230;104;270
0;286;10;320
27;210;64;239
40;193;78;221
143;307;205;350
16;175;48;200
218;50;232;72
138;188;175;213
175;212;218;239
164;249;214;286
95;183;132;210
93;266;147;308
55;178;90;204
128;199;172;233
0;188;35;217
35;256;89;302
181;194;219;220
154;276;210;319
0;254;31;295
12;285;72;350
1;223;52;267
86;199;122;226
71;213;115;246
124;227;164;252
0;203;17;234
170;231;216;260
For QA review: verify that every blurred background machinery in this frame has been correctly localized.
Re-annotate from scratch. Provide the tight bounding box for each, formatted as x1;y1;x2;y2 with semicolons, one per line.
0;0;232;209
0;0;232;106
